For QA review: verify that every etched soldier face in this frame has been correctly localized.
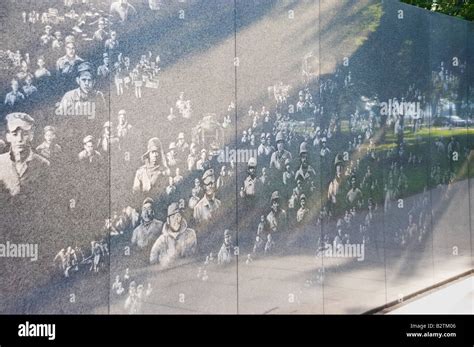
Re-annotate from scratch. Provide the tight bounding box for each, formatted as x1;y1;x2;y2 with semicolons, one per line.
277;141;284;152
84;141;94;155
301;153;308;166
224;234;231;246
248;166;256;177
7;127;33;153
169;212;182;232
118;113;125;124
65;43;76;58
204;177;216;197
271;199;279;213
149;150;159;165
141;203;154;222
77;72;95;94
37;58;45;68
44;130;56;143
11;80;19;91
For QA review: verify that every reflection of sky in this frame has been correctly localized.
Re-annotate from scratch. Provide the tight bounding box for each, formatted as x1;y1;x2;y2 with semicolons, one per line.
388;275;473;314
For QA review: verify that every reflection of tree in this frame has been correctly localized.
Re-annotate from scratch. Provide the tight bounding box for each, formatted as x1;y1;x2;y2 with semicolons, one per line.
401;0;474;21
431;65;463;118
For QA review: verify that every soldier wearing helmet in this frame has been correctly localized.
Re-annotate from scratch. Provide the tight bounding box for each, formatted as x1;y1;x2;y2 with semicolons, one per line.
133;137;169;194
294;141;316;186
240;157;259;199
269;131;292;171
193;169;221;224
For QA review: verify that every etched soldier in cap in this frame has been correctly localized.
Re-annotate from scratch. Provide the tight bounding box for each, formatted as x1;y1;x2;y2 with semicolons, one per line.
282;158;294;186
40;25;54;46
52;31;63;51
240;157;259;199
36;126;62;160
193;169;221;224
296;194;309;224
34;56;51;80
217;229;233;265
191;177;203;198
188;185;201;210
22;74;38;100
257;132;271;163
132;197;163;250
187;143;198;171
0;113;49;196
116;109;132;138
97;121;120;153
93;18;108;42
175;132;189;153
59;61;105;122
56;35;84;77
328;154;344;207
320;137;331;158
266;191;288;234
150;202;197;267
252;233;265;255
104;30;120;51
97;53;111;78
195;148;207;171
4;79;25;108
78;135;102;164
346;175;363;208
133;137;169;193
166;142;179;168
110;0;137;23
